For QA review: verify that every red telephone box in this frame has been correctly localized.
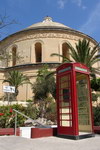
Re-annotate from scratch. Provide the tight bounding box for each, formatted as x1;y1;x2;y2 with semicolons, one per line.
56;63;94;139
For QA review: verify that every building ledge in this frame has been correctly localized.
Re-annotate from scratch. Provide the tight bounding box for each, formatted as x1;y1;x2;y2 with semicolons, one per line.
0;62;61;72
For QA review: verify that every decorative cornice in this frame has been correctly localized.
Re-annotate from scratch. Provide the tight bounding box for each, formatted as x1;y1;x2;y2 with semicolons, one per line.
0;62;61;72
14;32;81;43
0;27;97;45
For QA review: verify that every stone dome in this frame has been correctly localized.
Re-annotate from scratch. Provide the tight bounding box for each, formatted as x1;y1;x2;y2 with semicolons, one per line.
26;16;70;30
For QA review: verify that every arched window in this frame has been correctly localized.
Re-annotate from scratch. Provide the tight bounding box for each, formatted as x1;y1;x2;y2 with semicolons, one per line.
62;43;69;62
12;47;17;66
35;42;42;63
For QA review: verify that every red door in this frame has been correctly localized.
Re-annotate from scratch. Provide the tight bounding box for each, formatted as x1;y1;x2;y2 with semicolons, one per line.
57;72;74;135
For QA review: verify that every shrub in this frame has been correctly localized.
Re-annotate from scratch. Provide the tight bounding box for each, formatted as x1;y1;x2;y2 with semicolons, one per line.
46;101;57;123
0;104;26;128
92;93;98;102
25;103;39;120
0;101;57;128
0;103;40;128
93;106;100;126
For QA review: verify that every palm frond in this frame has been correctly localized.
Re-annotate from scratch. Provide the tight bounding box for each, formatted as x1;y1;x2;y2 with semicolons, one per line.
50;38;100;76
45;71;56;79
3;70;30;97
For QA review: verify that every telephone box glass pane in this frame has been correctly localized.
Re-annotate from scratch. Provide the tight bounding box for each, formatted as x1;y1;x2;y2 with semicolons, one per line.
76;73;92;133
59;74;72;127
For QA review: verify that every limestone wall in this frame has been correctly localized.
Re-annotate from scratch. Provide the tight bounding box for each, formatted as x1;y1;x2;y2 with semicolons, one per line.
0;29;99;101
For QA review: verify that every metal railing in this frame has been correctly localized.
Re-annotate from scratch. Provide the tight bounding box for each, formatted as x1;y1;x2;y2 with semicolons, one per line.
13;109;47;136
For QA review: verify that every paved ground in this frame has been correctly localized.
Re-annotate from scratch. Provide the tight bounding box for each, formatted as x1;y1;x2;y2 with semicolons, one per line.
0;135;100;150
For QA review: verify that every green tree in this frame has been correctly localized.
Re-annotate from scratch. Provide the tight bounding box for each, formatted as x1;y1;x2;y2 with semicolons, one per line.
3;70;30;100
51;39;100;75
32;65;56;100
32;65;56;118
93;106;100;126
46;101;57;123
91;77;100;91
91;77;100;105
25;103;39;120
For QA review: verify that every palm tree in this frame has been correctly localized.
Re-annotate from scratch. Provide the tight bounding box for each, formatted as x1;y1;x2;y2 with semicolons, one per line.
3;70;30;99
51;39;100;75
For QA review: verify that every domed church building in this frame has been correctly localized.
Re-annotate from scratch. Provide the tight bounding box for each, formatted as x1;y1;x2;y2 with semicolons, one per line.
0;16;99;101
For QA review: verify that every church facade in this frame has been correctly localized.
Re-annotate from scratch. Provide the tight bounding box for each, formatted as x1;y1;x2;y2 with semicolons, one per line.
0;17;99;101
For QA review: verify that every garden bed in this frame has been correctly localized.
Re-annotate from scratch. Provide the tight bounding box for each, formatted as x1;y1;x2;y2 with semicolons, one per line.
31;127;57;138
94;126;100;134
0;128;20;136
